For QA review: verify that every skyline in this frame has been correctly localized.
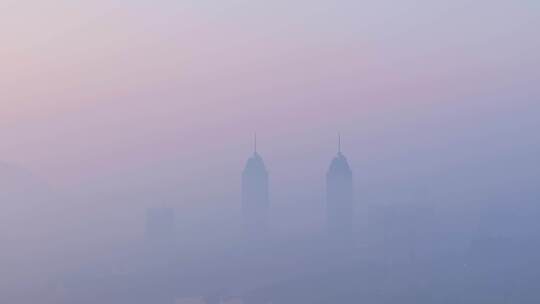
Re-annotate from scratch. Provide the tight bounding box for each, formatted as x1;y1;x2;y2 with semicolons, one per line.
1;1;539;302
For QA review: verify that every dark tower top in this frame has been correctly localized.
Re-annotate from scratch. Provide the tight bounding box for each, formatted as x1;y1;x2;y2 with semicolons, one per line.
242;149;269;240
326;139;354;243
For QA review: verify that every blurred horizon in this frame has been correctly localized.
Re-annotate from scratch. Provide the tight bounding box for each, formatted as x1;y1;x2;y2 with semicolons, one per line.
1;1;539;303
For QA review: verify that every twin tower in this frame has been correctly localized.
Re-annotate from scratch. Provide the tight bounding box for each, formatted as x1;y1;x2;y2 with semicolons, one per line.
241;137;354;242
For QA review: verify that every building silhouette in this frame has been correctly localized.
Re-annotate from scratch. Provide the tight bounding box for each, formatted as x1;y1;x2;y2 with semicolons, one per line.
241;135;269;240
326;135;354;242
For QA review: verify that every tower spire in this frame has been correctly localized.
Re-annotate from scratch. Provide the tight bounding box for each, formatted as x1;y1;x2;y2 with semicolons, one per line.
338;132;341;154
254;132;257;154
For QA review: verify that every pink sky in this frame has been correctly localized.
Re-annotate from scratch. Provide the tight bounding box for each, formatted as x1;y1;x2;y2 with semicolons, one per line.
0;3;539;297
1;0;538;188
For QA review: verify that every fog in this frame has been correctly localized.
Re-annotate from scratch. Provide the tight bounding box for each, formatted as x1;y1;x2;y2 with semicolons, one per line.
1;0;539;303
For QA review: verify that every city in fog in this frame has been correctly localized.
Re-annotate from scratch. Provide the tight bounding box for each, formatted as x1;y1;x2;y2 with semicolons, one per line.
1;1;539;303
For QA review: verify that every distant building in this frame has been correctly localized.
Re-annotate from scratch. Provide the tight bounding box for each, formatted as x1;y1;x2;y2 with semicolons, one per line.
326;135;354;242
146;207;176;245
241;135;269;240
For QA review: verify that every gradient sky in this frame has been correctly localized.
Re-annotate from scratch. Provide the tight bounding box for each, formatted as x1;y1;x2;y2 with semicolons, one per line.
0;3;539;297
1;0;539;230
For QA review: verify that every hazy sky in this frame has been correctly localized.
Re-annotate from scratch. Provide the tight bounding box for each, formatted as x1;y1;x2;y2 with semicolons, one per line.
1;0;539;207
0;3;539;300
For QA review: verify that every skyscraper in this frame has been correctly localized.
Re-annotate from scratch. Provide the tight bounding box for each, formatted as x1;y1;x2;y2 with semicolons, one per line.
326;135;354;242
241;135;269;240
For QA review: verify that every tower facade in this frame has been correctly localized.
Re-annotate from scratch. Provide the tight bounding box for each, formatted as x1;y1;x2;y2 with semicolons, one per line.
241;138;269;239
326;136;354;242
